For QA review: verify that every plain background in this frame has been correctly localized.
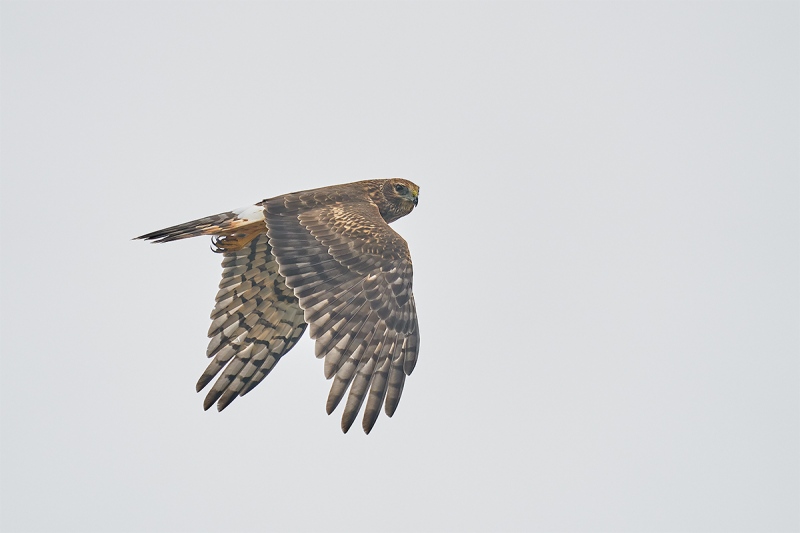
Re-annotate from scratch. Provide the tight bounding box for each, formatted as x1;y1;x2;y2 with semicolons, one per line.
1;2;798;532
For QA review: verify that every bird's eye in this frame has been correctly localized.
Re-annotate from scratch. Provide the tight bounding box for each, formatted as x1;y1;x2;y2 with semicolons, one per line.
394;184;406;192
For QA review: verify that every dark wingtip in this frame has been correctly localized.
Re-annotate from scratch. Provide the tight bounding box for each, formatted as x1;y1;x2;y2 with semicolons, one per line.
202;393;216;411
326;393;343;415
196;376;211;393
341;414;357;434
216;392;236;411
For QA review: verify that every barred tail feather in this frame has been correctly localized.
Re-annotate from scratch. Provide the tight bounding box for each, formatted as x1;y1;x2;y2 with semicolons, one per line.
134;205;266;249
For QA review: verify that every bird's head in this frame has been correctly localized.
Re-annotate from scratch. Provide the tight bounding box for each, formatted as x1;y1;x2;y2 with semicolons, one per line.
380;178;419;223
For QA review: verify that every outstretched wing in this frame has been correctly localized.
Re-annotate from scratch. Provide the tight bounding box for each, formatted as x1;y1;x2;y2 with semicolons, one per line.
198;233;307;411
265;194;419;433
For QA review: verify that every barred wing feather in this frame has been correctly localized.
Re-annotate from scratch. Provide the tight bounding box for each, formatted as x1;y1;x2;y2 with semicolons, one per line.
198;234;308;411
265;196;419;433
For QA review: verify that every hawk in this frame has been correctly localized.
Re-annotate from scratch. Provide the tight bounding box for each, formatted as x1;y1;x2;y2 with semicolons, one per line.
136;178;420;434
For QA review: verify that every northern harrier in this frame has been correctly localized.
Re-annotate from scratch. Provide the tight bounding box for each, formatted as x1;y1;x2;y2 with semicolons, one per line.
136;178;420;433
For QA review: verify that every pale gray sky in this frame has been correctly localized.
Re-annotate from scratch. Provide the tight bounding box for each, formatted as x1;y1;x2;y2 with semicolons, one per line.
1;2;798;532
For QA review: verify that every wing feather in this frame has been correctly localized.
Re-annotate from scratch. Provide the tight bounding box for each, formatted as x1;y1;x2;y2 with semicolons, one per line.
325;317;381;416
196;234;307;410
384;339;407;417
361;332;401;433
264;194;419;433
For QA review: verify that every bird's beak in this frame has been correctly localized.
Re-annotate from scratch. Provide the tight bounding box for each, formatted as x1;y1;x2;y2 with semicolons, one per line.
413;195;418;207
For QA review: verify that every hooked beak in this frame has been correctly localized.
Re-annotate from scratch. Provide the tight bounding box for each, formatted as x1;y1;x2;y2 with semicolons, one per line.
413;195;418;207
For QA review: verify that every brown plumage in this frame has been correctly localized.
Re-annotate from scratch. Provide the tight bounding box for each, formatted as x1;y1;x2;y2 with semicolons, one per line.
135;178;420;433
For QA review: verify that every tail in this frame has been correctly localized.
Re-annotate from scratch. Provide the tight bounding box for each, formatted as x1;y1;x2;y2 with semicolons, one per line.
135;204;267;251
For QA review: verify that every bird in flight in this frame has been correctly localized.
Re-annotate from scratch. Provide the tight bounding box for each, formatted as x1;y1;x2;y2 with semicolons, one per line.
136;178;420;433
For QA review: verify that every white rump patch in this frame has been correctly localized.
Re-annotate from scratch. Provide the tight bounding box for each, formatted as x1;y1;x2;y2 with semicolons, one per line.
233;205;266;223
